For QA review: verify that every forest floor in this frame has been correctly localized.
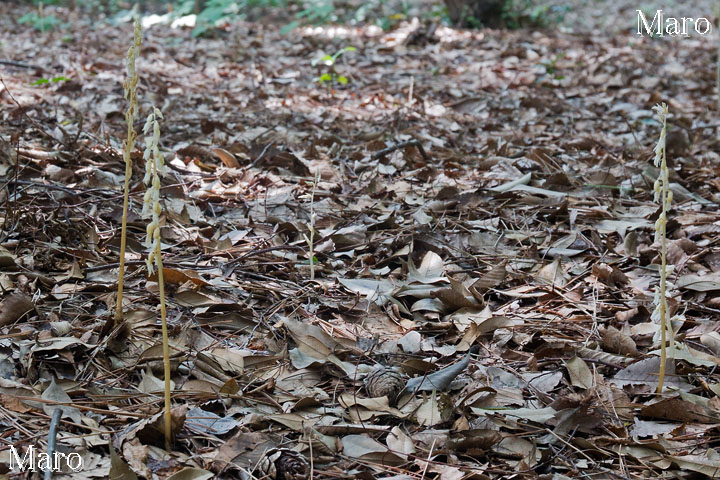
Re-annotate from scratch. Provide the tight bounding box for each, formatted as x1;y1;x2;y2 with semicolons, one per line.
2;1;720;479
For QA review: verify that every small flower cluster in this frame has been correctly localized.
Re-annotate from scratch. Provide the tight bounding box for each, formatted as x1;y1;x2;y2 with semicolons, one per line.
142;107;166;274
116;19;142;321
123;20;141;152
652;103;671;243
300;171;320;280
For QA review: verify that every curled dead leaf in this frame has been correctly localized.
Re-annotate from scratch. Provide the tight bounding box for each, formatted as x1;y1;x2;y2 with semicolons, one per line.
615;306;649;324
665;241;689;272
147;268;208;287
599;325;638;357
177;145;215;164
213;147;240;168
700;332;720;356
115;404;188;453
0;293;35;327
447;429;502;453
470;260;508;300
431;278;479;310
537;257;568;288
591;263;628;288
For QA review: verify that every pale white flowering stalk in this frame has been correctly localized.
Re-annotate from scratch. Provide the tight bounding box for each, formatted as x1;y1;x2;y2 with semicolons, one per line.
142;107;167;272
652;102;672;393
302;171;320;280
142;106;172;449
116;19;142;322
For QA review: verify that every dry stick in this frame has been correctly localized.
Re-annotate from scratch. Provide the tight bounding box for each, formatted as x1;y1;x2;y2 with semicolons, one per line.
43;408;62;480
308;428;314;480
0;59;45;70
371;139;430;162
419;438;436;480
117;19;142;322
17;396;146;418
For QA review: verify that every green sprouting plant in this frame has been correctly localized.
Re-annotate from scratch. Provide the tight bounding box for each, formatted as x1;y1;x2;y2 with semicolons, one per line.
191;0;238;37
502;0;570;29
301;171;320;280
353;0;381;24
540;52;565;75
652;103;673;393
312;46;356;86
18;1;63;32
350;0;407;30
117;19;142;323
142;106;173;450
30;76;70;86
18;12;62;31
281;0;335;34
426;3;450;23
191;0;287;37
539;53;566;80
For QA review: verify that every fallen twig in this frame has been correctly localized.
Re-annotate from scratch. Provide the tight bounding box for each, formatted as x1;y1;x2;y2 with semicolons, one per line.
371;139;430;162
0;59;45;71
43;408;62;480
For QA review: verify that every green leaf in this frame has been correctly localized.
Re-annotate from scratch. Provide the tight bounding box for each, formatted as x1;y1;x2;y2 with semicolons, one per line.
317;73;333;84
18;13;32;23
30;78;50;85
197;6;226;22
51;76;69;83
280;20;300;35
191;24;208;37
337;75;348;85
296;7;312;19
331;46;355;63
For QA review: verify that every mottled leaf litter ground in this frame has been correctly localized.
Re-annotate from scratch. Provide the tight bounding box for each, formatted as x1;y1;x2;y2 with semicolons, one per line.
3;1;720;479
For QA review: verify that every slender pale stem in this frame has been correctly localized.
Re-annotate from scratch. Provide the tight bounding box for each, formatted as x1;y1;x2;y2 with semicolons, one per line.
657;213;667;393
115;152;132;321
309;217;315;281
156;244;172;449
308;171;319;280
655;105;670;394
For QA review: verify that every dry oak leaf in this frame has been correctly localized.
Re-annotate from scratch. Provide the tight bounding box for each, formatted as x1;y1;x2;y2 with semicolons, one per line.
0;293;35;327
598;325;638;357
591;263;628;288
